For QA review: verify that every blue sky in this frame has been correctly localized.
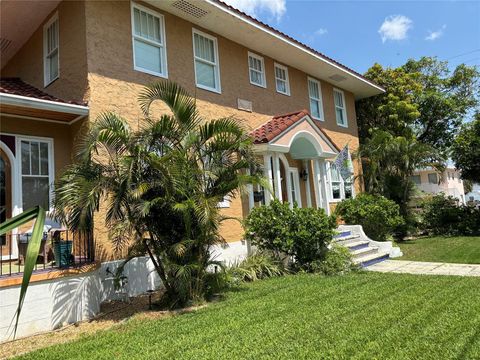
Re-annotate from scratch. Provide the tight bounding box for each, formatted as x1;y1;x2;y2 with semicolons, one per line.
224;0;480;74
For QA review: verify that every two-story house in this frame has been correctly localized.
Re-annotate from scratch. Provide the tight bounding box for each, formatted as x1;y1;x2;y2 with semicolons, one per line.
0;0;384;263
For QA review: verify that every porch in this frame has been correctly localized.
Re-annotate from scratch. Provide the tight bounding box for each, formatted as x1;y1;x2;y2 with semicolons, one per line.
248;110;354;214
0;78;94;277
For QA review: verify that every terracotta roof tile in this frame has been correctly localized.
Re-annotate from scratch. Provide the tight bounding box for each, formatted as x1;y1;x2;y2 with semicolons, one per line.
250;109;340;152
0;77;87;106
250;109;309;144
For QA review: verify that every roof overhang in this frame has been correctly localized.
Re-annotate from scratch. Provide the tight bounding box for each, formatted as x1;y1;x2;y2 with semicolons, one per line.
0;93;89;124
145;0;384;99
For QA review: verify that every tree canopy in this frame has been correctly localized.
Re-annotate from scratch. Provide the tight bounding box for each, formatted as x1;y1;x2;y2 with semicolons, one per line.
451;113;480;182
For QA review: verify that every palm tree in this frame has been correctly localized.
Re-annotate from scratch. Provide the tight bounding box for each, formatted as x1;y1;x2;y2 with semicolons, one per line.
357;129;444;234
54;81;264;307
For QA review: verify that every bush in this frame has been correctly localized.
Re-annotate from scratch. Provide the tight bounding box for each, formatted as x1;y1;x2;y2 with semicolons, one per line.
308;244;357;275
421;194;480;236
244;200;337;269
228;252;287;284
335;194;404;241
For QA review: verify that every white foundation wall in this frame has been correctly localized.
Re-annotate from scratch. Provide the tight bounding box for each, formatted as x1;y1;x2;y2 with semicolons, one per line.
0;257;162;342
0;271;101;342
0;245;245;342
210;240;250;265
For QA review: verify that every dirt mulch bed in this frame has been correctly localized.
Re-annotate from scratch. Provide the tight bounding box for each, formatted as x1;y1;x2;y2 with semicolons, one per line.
0;291;205;359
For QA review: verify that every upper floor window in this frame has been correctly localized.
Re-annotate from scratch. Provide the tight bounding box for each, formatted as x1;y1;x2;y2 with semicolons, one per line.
43;13;59;87
333;89;347;127
131;4;167;77
308;77;324;120
274;63;290;95
248;52;266;88
193;29;221;93
410;175;421;185
428;173;438;184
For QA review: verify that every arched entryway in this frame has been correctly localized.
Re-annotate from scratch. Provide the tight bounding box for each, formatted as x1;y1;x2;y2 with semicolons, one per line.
0;147;12;257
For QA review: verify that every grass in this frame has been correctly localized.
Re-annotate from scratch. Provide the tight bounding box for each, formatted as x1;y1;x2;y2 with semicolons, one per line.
17;272;480;360
397;236;480;264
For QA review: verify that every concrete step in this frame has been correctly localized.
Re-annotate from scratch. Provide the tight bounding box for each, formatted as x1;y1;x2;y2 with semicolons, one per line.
354;251;390;267
350;246;379;258
334;235;361;245
343;240;370;251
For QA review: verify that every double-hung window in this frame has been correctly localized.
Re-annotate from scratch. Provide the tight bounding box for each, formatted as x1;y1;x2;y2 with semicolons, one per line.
329;163;353;201
333;89;347;127
308;77;324;120
20;139;53;211
428;173;438;184
131;4;167;77
43;13;59;86
193;29;221;93
248;52;266;88
274;63;290;95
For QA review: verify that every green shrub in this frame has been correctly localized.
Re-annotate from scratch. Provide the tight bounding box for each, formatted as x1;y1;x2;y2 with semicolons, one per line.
335;194;404;241
308;245;358;275
421;194;480;236
228;252;287;284
244;200;337;269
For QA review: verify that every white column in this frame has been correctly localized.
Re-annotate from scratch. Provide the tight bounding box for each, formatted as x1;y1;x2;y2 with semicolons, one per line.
273;153;283;202
263;153;273;204
304;160;312;208
247;169;254;211
312;159;321;209
286;168;293;207
319;160;331;215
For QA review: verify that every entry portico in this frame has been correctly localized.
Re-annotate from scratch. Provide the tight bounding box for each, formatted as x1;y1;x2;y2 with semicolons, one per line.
250;110;351;215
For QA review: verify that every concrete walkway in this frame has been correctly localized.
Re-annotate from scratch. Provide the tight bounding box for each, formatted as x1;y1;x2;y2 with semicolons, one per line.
367;260;480;277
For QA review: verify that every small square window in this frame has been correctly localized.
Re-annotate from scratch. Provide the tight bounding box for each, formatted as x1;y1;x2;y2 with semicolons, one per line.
410;175;421;185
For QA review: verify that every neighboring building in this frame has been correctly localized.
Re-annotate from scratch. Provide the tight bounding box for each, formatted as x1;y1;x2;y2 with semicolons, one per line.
0;0;383;262
466;183;480;205
411;162;466;204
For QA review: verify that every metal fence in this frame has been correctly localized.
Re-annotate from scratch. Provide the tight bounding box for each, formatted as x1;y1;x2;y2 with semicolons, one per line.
0;229;95;277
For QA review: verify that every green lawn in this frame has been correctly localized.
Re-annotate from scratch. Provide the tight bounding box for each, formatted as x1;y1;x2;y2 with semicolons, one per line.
397;236;480;264
18;272;480;360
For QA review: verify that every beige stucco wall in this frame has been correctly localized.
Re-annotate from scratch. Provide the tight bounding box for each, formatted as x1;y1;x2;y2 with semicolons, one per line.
1;1;89;103
2;0;364;258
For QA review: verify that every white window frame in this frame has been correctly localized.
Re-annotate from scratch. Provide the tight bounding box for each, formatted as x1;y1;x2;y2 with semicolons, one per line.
274;62;290;96
16;135;55;213
307;77;324;121
326;162;354;202
192;28;221;94
333;88;348;128
289;168;302;207
43;12;59;87
248;52;266;88
131;3;168;78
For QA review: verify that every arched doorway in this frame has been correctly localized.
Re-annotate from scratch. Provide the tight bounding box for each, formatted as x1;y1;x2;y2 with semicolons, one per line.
0;148;12;256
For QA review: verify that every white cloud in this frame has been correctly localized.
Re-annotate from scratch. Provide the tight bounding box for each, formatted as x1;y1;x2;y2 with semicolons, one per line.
223;0;286;22
378;15;413;43
315;28;328;36
425;25;446;41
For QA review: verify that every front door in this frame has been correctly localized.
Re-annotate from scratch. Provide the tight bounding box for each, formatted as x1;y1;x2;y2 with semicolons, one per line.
0;148;12;256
